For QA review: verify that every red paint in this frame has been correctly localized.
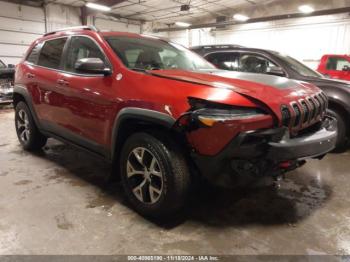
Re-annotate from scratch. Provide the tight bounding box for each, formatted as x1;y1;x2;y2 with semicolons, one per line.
317;54;350;81
16;30;324;156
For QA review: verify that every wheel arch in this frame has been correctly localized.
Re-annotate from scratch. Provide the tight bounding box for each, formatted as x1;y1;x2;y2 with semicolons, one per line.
328;98;350;136
111;108;177;161
13;85;41;128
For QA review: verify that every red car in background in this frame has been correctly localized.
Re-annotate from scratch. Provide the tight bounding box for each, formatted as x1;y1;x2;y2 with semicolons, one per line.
317;54;350;81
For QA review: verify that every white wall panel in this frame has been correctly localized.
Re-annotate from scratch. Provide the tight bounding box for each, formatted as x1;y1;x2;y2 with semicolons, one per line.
168;13;350;69
45;4;81;31
166;30;189;46
0;30;40;45
95;17;141;33
0;17;44;34
0;2;44;22
0;1;145;65
0;2;45;65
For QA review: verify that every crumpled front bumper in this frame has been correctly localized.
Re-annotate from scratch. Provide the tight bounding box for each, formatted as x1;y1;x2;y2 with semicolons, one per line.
192;116;337;187
267;117;337;161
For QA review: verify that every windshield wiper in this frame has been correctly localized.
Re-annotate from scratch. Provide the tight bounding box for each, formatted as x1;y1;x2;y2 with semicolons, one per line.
131;67;147;72
131;67;162;72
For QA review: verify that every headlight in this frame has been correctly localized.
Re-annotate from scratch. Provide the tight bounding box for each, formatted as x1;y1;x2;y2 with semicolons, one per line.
193;108;266;127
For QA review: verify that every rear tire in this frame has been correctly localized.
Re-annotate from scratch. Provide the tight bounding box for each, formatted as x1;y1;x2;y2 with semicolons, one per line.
119;132;191;218
15;101;47;151
327;108;347;152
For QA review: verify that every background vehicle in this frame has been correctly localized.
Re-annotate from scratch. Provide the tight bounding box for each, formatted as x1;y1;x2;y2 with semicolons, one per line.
13;27;336;217
0;59;15;105
317;54;350;81
192;45;350;150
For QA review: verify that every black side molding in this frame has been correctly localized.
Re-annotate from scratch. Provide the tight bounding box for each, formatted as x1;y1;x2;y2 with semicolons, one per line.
13;85;41;129
111;107;176;157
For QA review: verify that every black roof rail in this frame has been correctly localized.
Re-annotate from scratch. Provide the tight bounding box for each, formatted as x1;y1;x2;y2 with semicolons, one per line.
191;44;244;49
43;25;99;36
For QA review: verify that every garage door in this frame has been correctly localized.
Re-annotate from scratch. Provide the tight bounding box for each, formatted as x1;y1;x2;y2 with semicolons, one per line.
0;2;45;65
94;17;141;34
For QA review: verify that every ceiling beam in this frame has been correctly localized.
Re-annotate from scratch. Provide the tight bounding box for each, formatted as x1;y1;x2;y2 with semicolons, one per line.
0;0;44;7
154;6;350;32
96;0;128;6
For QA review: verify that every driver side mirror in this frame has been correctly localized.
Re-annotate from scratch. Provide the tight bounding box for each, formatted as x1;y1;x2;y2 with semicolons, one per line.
74;58;111;75
8;64;15;68
267;66;285;77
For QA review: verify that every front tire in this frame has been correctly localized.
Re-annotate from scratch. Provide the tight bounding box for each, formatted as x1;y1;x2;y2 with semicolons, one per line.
119;132;191;217
15;101;47;151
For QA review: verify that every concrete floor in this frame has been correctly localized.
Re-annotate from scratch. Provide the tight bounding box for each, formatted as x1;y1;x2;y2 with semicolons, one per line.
0;108;350;255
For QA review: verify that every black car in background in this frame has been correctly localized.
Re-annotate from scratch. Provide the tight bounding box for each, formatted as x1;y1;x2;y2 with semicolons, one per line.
0;59;15;105
191;45;350;151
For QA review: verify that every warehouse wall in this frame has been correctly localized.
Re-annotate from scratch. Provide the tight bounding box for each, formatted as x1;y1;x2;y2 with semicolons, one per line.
0;2;141;65
45;4;81;32
0;2;45;65
94;17;141;33
166;13;350;69
0;2;80;65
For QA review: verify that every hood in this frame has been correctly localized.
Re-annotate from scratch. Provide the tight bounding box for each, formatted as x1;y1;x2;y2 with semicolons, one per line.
149;69;322;118
303;75;350;89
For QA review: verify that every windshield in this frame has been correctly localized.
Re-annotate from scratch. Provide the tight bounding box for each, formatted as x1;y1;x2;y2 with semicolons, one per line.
105;36;215;71
276;53;322;78
0;60;5;69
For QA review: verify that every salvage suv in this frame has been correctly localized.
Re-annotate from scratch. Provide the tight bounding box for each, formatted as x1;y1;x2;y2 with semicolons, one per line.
14;26;337;217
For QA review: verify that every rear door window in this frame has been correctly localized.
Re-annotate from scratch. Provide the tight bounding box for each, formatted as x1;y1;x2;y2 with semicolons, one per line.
37;38;67;69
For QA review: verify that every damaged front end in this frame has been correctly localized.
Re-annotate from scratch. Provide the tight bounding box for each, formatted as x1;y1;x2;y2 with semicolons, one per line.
175;98;337;188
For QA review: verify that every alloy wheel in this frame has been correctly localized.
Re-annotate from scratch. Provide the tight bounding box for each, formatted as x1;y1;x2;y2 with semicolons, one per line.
126;147;163;204
17;109;31;144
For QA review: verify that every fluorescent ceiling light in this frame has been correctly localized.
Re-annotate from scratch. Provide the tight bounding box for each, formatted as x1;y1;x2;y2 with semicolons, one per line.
233;14;249;22
175;22;191;27
298;5;314;14
86;2;111;12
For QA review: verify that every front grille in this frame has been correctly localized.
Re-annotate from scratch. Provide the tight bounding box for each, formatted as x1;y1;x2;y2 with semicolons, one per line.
308;98;316;119
300;101;309;123
281;106;291;126
318;93;327;112
313;95;321;116
292;104;301;127
321;92;328;107
281;92;327;129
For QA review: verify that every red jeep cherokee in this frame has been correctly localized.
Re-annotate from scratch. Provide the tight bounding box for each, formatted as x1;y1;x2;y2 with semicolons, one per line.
14;26;337;217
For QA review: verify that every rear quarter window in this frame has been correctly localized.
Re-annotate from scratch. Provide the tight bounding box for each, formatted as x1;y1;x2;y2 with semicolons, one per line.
26;42;43;64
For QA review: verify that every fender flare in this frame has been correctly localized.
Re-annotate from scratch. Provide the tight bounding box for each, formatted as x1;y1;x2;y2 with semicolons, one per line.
13;85;41;128
327;96;350;122
111;107;176;158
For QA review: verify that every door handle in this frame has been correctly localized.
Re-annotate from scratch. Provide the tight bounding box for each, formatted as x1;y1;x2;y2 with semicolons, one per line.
57;79;69;86
26;73;35;79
